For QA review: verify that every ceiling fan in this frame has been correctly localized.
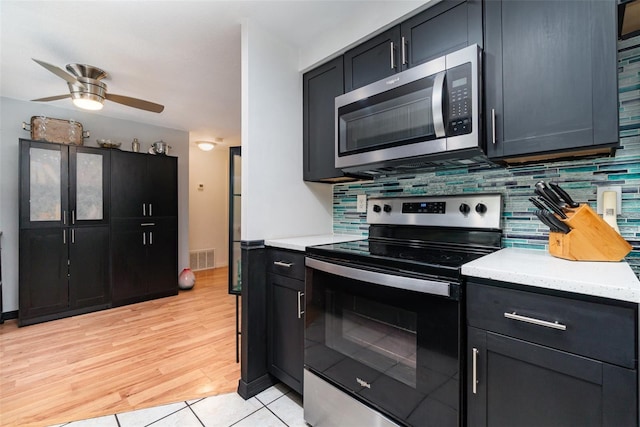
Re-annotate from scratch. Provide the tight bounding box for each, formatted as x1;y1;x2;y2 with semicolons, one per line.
30;58;164;113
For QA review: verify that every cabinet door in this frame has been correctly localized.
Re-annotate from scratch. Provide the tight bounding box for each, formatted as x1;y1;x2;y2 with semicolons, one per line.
303;56;348;182
146;155;178;218
110;151;147;218
111;220;148;305
267;273;304;394
344;26;401;92
145;218;178;298
401;0;482;70
467;327;637;427
19;140;69;229
69;147;110;226
485;0;618;160
69;226;110;309
19;228;69;322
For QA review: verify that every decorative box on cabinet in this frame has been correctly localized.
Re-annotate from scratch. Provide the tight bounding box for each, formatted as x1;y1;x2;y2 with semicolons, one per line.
267;248;305;394
484;0;619;163
110;150;178;306
18;139;111;326
466;280;637;427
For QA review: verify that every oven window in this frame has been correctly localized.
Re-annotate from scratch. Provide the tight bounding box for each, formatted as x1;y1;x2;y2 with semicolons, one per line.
326;293;417;388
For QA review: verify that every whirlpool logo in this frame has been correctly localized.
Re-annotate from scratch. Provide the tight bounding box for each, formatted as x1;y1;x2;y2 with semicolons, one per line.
356;377;371;389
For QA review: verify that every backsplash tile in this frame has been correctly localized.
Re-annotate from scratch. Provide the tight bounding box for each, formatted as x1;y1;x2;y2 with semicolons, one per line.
334;35;640;277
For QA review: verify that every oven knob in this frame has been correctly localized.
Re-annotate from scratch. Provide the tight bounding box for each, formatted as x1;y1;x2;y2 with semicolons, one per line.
475;203;487;214
373;204;382;213
383;204;392;213
459;203;470;214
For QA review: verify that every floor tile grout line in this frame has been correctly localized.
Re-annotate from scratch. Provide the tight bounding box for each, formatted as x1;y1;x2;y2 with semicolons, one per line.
186;403;206;427
142;401;192;426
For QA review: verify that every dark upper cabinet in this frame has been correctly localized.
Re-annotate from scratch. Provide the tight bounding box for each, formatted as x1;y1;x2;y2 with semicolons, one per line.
111;150;178;219
400;0;482;70
484;0;619;162
303;56;354;183
466;281;637;427
20;139;110;229
344;27;401;92
344;0;482;92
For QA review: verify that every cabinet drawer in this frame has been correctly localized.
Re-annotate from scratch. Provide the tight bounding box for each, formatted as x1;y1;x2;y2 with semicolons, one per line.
467;282;636;368
268;249;305;280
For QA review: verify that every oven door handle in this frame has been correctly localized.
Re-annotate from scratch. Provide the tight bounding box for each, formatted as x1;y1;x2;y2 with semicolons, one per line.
305;257;451;297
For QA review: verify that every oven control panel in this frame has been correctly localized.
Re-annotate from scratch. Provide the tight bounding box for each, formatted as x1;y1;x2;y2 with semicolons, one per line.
368;194;502;229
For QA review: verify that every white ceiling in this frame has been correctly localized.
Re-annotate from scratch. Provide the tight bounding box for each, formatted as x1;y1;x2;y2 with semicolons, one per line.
0;1;423;147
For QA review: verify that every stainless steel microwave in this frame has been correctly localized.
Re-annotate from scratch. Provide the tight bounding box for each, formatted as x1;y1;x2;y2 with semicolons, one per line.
335;44;482;173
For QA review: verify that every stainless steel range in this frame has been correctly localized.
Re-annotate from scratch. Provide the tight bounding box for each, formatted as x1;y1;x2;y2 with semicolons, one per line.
304;194;503;427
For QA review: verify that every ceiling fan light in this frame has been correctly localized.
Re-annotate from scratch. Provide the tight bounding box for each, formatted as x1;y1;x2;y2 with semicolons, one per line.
196;141;216;151
72;96;104;111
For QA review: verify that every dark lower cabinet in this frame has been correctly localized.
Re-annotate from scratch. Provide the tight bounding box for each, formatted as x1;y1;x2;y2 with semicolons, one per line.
111;218;178;306
466;281;638;427
19;226;110;326
267;248;305;394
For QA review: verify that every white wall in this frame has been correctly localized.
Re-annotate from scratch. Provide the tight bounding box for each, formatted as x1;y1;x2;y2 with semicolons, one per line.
0;96;190;312
188;143;230;267
241;20;333;241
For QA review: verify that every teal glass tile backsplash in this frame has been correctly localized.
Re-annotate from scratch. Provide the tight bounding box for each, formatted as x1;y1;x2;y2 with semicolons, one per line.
333;35;640;276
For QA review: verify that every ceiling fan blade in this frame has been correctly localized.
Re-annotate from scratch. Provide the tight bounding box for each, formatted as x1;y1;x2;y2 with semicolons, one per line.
106;93;164;113
32;58;86;89
31;94;71;102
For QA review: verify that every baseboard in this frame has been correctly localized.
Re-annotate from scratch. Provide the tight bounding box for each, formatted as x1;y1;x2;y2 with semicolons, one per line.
1;310;18;322
237;374;275;399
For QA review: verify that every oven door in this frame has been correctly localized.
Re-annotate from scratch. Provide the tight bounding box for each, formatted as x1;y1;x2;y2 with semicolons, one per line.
305;257;460;427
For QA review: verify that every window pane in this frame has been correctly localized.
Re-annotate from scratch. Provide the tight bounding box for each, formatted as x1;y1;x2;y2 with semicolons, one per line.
76;152;103;220
30;148;61;221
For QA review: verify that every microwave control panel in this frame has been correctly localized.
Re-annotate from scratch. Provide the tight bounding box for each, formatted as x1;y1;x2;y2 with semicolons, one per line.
446;63;472;136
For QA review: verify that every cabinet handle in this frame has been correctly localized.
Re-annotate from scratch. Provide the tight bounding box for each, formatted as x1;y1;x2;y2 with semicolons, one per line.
149;231;153;245
63;229;66;245
491;109;497;145
143;203;146;216
472;348;479;394
273;261;293;268
504;311;567;331
149;203;153;216
298;291;305;319
401;36;407;65
63;210;67;225
71;228;75;244
390;41;396;69
143;232;146;246
140;223;155;227
72;210;75;225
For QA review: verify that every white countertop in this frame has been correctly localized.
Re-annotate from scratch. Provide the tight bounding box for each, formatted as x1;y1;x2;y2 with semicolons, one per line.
265;234;365;252
462;247;640;303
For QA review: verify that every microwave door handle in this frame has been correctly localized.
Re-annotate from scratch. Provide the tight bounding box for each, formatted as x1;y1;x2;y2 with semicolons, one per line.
432;71;446;138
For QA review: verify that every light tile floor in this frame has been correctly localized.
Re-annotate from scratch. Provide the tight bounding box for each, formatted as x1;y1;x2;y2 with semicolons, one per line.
50;383;306;427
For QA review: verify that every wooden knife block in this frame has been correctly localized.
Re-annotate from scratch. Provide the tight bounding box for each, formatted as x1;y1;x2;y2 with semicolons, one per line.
548;204;632;262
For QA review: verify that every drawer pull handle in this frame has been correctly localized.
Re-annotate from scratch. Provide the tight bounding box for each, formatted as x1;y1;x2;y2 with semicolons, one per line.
504;311;567;331
274;261;293;268
472;348;479;394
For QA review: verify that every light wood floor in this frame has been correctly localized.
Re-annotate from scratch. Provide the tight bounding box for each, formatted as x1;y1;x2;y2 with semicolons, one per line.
0;268;241;427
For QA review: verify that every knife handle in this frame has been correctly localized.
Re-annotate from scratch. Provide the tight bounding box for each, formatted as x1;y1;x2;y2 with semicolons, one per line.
548;182;580;208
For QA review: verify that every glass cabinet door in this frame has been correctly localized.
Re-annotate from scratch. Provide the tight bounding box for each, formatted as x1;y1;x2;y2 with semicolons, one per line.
69;146;110;225
20;140;68;229
229;146;241;294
